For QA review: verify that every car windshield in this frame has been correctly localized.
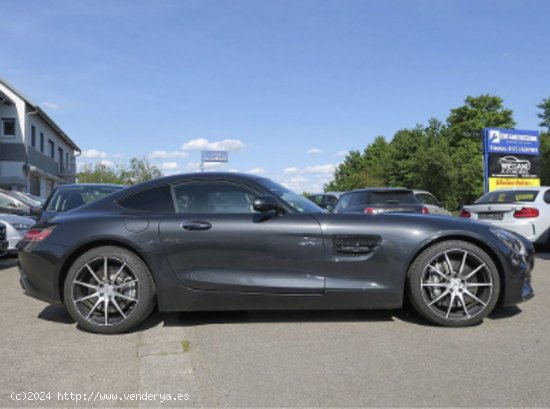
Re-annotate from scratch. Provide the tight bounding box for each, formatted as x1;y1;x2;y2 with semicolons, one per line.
9;191;42;207
476;190;539;204
45;186;124;212
257;178;324;213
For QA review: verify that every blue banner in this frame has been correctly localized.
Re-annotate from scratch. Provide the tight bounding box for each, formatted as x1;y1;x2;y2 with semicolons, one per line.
484;128;539;155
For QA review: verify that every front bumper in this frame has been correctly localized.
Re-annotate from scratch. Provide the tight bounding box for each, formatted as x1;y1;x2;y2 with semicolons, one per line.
0;240;8;255
500;244;535;306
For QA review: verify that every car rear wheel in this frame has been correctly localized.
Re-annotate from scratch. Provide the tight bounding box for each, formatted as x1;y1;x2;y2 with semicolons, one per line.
64;246;156;334
407;240;500;327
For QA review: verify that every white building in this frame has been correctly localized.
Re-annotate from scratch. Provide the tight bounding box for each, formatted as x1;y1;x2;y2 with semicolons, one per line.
0;78;80;199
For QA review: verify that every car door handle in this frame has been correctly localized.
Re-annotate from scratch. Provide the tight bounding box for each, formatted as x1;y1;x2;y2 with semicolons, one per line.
180;220;212;231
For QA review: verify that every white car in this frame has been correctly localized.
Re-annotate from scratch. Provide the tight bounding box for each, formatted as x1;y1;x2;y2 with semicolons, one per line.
0;213;35;255
460;187;550;245
413;190;451;216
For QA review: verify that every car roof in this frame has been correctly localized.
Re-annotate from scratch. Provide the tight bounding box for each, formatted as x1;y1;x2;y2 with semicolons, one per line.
55;183;126;189
347;187;412;193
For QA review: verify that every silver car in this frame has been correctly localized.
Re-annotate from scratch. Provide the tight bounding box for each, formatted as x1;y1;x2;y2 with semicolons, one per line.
0;213;35;255
413;190;451;216
460;187;550;245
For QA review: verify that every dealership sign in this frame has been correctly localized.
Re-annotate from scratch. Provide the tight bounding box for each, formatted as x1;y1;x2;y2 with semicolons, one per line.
201;150;229;162
483;128;540;192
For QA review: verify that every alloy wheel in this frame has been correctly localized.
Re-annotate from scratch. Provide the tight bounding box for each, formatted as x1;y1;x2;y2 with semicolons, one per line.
420;248;493;321
71;256;139;326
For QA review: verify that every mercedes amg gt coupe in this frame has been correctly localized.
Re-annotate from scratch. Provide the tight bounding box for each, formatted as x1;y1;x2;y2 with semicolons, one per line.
18;173;535;333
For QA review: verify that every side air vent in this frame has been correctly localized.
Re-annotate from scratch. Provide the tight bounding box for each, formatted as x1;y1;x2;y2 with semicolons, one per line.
0;225;5;241
333;235;381;257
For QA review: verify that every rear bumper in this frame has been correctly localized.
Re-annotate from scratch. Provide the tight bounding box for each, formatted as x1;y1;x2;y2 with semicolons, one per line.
477;219;540;242
17;241;67;304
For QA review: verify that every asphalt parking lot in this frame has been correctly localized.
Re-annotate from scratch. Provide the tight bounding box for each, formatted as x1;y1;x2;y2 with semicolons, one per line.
0;254;549;408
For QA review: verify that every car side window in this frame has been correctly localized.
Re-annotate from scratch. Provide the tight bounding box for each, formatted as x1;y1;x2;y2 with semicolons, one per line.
326;196;338;207
172;181;257;214
0;193;12;207
118;185;174;213
335;194;351;211
309;195;323;206
419;193;437;206
0;193;20;208
544;190;550;204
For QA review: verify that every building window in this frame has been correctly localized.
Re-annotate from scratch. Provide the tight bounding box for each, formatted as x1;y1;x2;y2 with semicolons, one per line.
40;132;44;152
49;139;55;159
31;125;36;147
58;147;64;167
65;152;69;168
2;118;15;137
29;174;40;196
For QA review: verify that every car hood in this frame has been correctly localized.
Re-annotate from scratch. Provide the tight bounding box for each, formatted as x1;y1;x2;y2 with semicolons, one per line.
0;213;36;225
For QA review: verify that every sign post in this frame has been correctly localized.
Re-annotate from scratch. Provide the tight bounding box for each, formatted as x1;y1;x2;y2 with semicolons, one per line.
200;150;228;172
483;128;540;192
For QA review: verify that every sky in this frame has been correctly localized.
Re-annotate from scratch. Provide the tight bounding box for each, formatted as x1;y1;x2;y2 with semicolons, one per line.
2;0;550;192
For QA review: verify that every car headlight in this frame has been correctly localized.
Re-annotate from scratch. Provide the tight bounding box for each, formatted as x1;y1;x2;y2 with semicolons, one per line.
491;227;527;257
11;223;32;231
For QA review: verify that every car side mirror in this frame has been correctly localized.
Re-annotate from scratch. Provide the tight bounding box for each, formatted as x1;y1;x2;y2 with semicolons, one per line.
253;196;282;213
325;204;335;212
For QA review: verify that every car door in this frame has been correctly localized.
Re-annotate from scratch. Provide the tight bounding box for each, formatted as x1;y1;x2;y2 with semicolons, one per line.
158;179;325;294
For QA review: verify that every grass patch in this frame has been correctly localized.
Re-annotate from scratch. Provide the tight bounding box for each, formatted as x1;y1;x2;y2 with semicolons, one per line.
181;340;191;353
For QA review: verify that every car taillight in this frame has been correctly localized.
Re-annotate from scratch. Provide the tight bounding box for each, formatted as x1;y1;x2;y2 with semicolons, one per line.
459;209;471;218
513;207;539;218
23;227;54;242
422;206;429;214
364;207;384;215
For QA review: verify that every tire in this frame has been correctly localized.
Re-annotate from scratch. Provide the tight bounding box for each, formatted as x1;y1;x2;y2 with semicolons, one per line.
64;246;156;334
407;240;500;327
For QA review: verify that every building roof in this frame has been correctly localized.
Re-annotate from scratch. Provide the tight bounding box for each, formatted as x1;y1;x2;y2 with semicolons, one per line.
0;77;80;152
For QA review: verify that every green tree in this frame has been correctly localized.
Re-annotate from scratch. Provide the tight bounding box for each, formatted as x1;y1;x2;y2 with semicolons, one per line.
324;136;391;191
539;132;550;185
77;157;162;185
387;126;426;188
361;136;390;187
120;157;162;185
324;150;367;191
537;97;550;129
447;94;515;142
445;95;516;207
76;163;125;184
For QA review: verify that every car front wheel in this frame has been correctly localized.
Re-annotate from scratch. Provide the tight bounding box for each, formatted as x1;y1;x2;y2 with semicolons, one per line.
64;246;156;334
407;240;500;327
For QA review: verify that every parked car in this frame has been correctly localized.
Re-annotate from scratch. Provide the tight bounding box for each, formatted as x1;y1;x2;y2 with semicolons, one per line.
0;224;7;256
460;187;550;245
307;192;344;211
0;189;34;217
8;191;43;207
36;184;125;222
335;188;425;214
413;190;451;216
18;173;534;333
0;213;34;256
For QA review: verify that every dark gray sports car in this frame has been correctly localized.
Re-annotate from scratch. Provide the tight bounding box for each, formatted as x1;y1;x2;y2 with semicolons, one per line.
18;173;535;333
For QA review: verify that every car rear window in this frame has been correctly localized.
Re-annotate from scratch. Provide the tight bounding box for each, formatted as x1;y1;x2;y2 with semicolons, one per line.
476;190;539;204
46;186;123;212
368;191;418;204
